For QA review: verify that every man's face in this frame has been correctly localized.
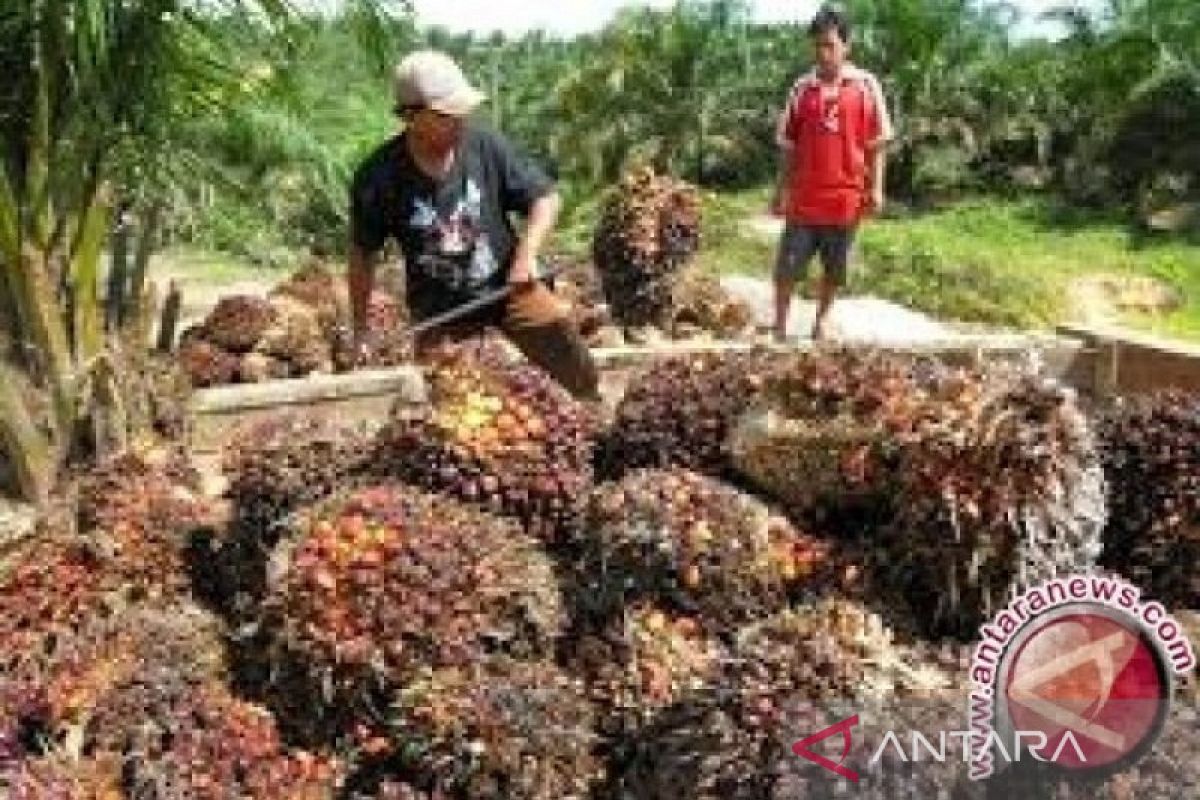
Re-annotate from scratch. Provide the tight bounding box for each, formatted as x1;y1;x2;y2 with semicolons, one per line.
812;28;848;75
408;107;466;154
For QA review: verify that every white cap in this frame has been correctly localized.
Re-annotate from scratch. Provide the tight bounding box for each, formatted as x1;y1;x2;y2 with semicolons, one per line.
393;50;486;117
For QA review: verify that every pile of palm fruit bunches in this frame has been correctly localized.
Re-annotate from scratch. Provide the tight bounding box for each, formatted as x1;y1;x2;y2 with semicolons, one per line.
177;166;756;390
177;260;412;388
592;165;755;341
8;324;1198;798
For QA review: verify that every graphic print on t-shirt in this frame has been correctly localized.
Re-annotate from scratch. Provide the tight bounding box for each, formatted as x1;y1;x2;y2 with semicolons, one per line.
407;178;499;292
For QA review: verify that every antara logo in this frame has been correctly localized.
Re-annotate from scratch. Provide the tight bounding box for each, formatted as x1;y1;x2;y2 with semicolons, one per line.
792;714;1089;782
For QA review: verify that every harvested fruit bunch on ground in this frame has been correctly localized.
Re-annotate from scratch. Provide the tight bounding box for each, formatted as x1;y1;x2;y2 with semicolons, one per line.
177;332;241;388
577;469;834;631
256;295;333;376
223;412;371;530
200;294;279;353
391;657;603;800
1097;391;1200;607
272;260;347;325
0;534;186;667
730;348;924;526
90;680;343;800
3;754;125;800
885;370;1106;638
75;448;206;534
372;343;597;540
608;599;959;800
266;484;563;692
200;413;371;616
1;601;227;752
568;603;728;737
593;166;701;328
597;350;780;479
666;269;755;339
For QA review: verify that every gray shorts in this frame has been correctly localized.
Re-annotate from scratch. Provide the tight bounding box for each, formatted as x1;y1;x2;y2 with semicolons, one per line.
774;223;856;286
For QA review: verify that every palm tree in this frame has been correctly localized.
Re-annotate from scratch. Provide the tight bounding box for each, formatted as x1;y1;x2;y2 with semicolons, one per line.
0;0;405;503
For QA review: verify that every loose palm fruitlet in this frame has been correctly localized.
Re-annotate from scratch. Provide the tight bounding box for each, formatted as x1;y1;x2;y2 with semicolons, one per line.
391;657;604;800
266;484;563;697
730;348;925;527
372;342;598;540
568;603;728;738
593;166;701;328
577;469;834;631
884;369;1107;638
597;350;780;480
89;679;343;800
1097;392;1200;606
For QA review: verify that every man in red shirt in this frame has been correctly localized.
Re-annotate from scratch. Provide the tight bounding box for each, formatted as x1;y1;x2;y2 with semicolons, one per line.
770;5;893;341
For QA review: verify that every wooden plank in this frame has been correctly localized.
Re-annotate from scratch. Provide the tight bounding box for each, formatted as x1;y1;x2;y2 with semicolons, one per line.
1057;324;1200;396
190;366;427;414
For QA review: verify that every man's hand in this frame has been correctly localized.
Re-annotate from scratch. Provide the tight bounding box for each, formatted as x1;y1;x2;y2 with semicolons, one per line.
508;248;538;289
863;187;885;217
769;186;791;218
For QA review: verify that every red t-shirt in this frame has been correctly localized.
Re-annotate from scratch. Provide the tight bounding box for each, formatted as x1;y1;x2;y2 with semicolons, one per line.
777;66;892;226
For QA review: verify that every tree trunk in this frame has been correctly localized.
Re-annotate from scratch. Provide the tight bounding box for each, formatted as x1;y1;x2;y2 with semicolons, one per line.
157;281;182;353
0;363;54;505
106;204;131;331
123;202;162;327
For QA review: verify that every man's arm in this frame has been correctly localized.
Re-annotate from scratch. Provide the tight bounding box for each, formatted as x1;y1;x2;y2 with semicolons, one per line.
772;147;795;217
867;143;887;212
348;243;378;346
510;190;561;285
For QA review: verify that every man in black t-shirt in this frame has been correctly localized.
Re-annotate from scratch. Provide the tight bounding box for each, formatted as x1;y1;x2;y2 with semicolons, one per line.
348;50;599;399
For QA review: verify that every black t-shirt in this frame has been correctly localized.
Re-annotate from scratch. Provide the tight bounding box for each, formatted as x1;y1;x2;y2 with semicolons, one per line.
349;126;553;318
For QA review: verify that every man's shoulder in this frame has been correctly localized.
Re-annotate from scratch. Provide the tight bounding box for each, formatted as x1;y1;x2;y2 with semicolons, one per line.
352;135;403;191
843;64;885;90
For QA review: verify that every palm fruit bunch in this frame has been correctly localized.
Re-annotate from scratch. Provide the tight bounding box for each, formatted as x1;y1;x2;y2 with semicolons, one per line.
730;348;925;528
223;413;371;530
608;599;961;800
88;679;343;800
200;294;280;353
372;340;598;540
272;260;411;372
264;485;563;718
75;448;205;532
884;369;1107;638
3;754;125;800
593;166;702;328
389;657;604;800
177;330;241;388
597;350;781;480
1;601;227;748
197;413;372;617
1097;391;1200;607
666;270;755;340
554;259;611;343
256;294;333;376
576;469;834;632
0;533;187;671
568;603;729;738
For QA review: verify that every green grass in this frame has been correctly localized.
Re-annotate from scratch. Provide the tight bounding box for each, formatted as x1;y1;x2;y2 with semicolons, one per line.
695;189;1200;340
